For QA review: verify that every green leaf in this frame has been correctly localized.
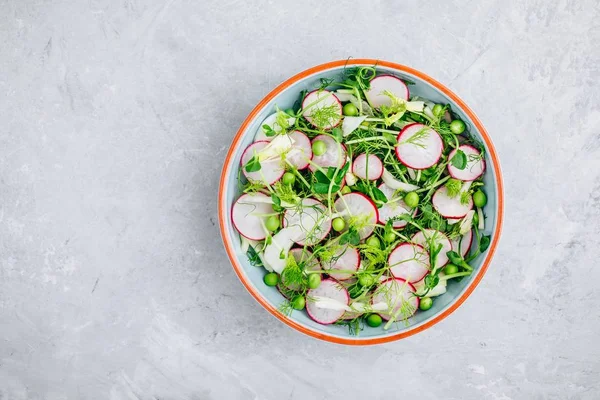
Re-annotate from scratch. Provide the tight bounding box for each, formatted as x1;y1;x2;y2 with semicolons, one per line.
480;235;491;252
244;156;261;172
331;127;343;142
262;124;276;137
371;187;388;205
339;228;360;246
313;182;332;194
314;170;329;184
271;193;283;212
450;150;467;170
446;250;463;266
424;274;440;289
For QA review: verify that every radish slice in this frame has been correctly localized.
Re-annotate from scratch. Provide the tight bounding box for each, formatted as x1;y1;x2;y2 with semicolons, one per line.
241;141;285;185
308;135;346;172
306;279;349;325
263;227;302;274
333;193;378;239
254;112;296;142
432;186;473;218
396;123;444;170
352;154;383;181
231;193;274;241
381;168;420;192
282;248;321;290
388;243;430;283
411;229;452;268
365;75;409;108
302;90;342;130
377;184;414;228
282;198;331;246
321;244;360;281
450;229;473;258
372;278;419;321
285;131;312;170
447;145;485;181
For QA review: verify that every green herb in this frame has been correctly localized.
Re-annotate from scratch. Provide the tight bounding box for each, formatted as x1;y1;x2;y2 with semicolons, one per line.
400;127;430;149
450;150;467;169
262;124;276;137
445;178;462;198
244;155;261;172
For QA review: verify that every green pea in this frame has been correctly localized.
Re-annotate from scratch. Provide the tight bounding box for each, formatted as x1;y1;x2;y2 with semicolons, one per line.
444;264;459;275
343;103;358;116
366;236;380;249
473;190;487;208
450;120;466;134
384;232;396;243
285;108;295;116
292;295;305;310
312;140;327;156
341;186;352;194
419;297;433;311
432;104;444;117
366;313;382;327
265;216;280;232
264;272;279;287
404;191;419;208
282;172;295;185
332;217;346;232
358;274;375;287
308;273;321;289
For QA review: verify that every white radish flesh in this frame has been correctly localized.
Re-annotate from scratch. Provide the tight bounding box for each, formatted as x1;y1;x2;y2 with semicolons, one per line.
377;184;414;228
459;210;475;235
372;278;419;321
388;243;430;283
447;145;486;181
396;123;444;170
432;186;473;218
342;115;367;136
365;75;409;108
333;193;379;239
263;227;303;274
352;154;383;181
231;193;274;241
477;207;485;230
450;229;473;258
306;279;349;325
381;168;420;192
321;244;360;281
308;135;346;172
285;131;312;170
254;112;296;142
411;229;453;269
282;198;331;246
302;90;342;130
241;141;285;185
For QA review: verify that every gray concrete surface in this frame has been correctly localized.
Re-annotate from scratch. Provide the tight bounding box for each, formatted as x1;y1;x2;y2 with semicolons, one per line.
1;0;599;399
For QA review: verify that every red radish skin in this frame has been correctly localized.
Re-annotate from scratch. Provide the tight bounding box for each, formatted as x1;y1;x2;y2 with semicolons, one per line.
306;278;349;325
432;186;473;218
450;229;473;258
282;198;331;246
388;243;430;283
302;90;342;130
231;193;274;241
241;141;285;185
365;75;409;107
352;154;383;181
447;144;486;181
372;278;419;321
396;123;444;170
377;184;415;228
322;245;360;281
308;135;346;172
333;193;379;239
411;229;453;268
286;130;313;170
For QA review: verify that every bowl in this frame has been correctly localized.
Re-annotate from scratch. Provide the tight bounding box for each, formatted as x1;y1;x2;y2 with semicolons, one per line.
218;59;504;345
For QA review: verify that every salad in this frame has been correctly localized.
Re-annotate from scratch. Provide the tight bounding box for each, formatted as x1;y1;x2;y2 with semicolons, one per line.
232;66;491;333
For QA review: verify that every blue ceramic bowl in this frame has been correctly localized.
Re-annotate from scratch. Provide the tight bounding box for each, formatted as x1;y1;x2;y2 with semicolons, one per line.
219;59;504;345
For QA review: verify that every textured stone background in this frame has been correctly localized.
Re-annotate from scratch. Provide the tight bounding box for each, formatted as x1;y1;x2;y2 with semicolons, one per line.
1;0;599;399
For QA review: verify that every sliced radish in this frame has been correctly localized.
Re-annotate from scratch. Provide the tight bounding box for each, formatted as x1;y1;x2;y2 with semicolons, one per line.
254;112;296;142
306;279;349;325
352;154;383;181
263;227;303;274
396;123;444;170
241;141;285;185
450;229;473;258
285;130;312;170
365;75;409;108
333;193;378;239
372;278;419;321
447;145;485;181
377;184;414;228
231;193;274;241
321;244;360;281
411;229;452;269
432;186;473;218
308;135;346;172
282;198;331;246
388;243;430;283
302;90;342;130
281;248;321;291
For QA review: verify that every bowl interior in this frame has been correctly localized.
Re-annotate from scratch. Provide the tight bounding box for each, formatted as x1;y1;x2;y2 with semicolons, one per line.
221;62;501;343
